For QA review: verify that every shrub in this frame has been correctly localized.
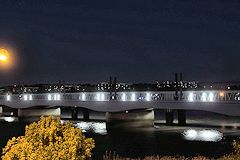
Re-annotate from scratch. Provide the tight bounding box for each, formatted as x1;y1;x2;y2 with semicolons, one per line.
2;116;95;160
103;151;209;160
219;140;240;160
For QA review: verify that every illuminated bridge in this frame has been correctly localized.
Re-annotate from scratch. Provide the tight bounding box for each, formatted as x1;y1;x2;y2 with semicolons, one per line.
0;90;240;127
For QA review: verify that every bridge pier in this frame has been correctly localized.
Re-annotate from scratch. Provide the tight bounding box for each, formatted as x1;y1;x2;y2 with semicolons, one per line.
83;108;90;121
2;107;18;117
165;109;174;125
106;109;154;130
0;106;2;115
177;110;186;126
71;107;78;120
17;108;60;121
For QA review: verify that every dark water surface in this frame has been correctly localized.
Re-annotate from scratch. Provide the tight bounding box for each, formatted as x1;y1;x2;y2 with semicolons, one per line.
0;111;240;160
0;120;238;160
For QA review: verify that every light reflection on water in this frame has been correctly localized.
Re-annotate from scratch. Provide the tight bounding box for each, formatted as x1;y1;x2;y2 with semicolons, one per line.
0;117;17;122
183;129;223;142
60;121;107;135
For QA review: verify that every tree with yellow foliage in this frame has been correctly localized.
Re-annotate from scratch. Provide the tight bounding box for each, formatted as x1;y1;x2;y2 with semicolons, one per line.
2;116;95;160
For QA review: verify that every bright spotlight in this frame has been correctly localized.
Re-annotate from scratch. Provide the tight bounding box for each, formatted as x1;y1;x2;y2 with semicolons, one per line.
96;93;100;101
54;94;57;100
48;94;52;101
6;95;11;101
81;93;86;101
188;92;194;102
100;93;105;101
202;92;207;102
122;93;126;101
23;94;28;101
146;93;151;101
56;94;60;100
29;94;33;101
209;93;214;102
131;93;136;101
219;92;224;97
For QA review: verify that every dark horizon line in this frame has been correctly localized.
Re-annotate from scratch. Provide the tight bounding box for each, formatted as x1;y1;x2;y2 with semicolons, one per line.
1;80;240;88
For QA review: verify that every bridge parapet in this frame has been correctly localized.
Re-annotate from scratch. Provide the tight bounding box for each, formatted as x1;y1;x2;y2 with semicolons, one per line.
0;90;240;103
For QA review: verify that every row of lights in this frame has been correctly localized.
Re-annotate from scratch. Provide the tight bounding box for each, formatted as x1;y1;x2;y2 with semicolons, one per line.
6;94;33;101
6;94;61;101
48;94;61;101
188;92;225;102
5;92;239;102
79;93;152;101
5;93;152;102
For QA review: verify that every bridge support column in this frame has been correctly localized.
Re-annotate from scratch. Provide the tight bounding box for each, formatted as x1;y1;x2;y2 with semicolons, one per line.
83;109;90;121
106;109;154;130
71;107;78;120
165;109;173;125
2;107;18;117
0;107;2;115
177;110;186;126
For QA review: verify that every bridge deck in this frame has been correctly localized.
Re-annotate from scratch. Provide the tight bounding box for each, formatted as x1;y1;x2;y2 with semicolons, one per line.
0;91;240;116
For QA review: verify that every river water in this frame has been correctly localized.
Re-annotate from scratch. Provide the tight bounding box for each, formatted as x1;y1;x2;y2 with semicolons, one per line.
0;111;240;159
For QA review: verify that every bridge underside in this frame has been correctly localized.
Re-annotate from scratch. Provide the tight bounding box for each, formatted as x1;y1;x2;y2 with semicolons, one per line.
1;100;240;116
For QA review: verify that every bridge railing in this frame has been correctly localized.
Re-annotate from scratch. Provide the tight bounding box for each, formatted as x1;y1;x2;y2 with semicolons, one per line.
0;91;240;103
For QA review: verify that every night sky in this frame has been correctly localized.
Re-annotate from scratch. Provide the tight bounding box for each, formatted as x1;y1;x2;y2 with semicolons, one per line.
0;0;240;85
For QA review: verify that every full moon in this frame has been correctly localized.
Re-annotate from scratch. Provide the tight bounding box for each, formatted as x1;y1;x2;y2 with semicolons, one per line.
0;49;9;62
0;48;15;70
